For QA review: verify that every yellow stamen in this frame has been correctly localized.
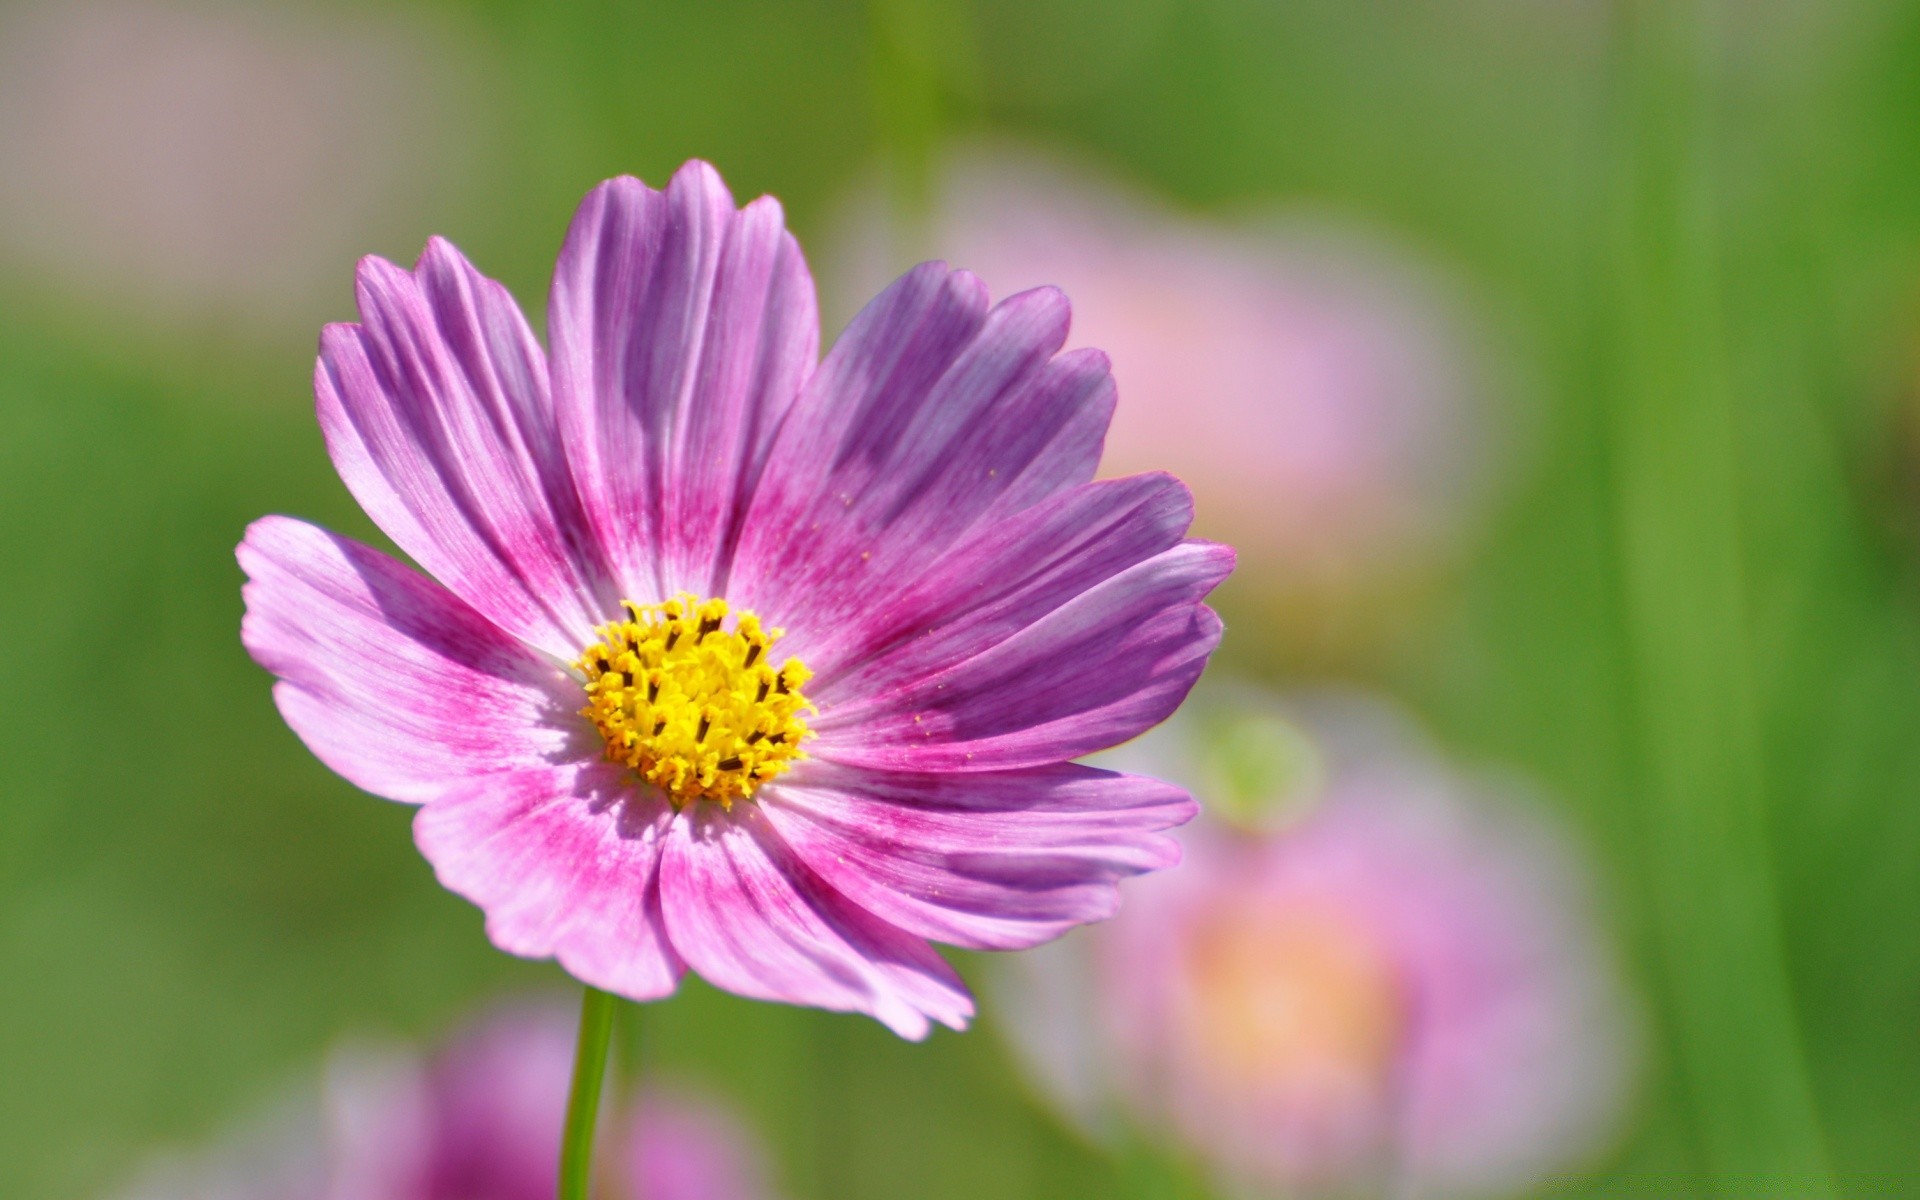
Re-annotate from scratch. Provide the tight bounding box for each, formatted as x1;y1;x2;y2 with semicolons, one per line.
575;594;813;809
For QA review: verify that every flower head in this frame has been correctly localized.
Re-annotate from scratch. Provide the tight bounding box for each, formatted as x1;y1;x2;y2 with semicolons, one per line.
239;161;1230;1038
109;1000;780;1200
999;687;1636;1197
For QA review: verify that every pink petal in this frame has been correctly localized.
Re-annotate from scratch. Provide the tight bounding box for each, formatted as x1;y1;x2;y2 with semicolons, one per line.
759;761;1194;951
805;472;1198;704
726;263;1115;662
657;805;973;1039
548;161;820;602
315;237;617;659
413;763;684;1001
237;515;584;804
815;540;1233;772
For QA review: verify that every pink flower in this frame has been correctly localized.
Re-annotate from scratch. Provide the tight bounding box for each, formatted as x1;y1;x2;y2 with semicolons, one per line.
323;1004;577;1200
622;1090;780;1200
239;161;1230;1039
999;688;1636;1197
110;1001;780;1200
832;146;1494;587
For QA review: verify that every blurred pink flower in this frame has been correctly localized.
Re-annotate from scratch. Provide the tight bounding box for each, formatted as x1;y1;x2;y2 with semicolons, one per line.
998;687;1636;1198
832;146;1499;589
110;1000;780;1200
322;1003;577;1200
0;0;479;332
623;1090;781;1200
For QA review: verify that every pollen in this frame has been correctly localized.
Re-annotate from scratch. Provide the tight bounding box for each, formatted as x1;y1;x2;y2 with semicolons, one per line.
575;595;813;808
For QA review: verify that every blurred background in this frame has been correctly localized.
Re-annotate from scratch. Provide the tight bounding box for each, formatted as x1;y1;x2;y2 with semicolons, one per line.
2;0;1917;1196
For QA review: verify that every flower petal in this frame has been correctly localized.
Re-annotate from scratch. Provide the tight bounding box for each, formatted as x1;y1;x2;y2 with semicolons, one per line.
657;805;973;1039
237;515;585;804
804;472;1197;703
727;263;1116;660
548;161;820;601
413;763;684;1001
814;540;1233;771
315;238;617;658
759;761;1195;951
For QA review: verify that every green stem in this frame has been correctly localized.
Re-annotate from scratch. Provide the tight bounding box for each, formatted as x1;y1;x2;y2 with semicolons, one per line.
558;986;619;1200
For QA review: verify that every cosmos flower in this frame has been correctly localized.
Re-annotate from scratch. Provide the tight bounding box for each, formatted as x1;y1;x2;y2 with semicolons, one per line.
239;160;1230;1039
998;687;1636;1198
832;145;1495;590
109;1000;781;1200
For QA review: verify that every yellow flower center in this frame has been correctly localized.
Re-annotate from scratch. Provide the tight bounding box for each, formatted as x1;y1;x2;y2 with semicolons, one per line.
575;595;813;808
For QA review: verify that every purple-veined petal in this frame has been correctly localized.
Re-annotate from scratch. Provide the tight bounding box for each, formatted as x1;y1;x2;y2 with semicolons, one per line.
657;804;974;1039
237;515;586;804
315;238;617;659
726;263;1115;659
814;540;1233;771
804;472;1197;704
548;160;820;602
759;761;1195;951
413;763;684;1001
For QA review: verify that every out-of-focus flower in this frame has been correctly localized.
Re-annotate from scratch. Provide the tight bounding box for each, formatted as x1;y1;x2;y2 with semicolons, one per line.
832;145;1498;595
999;686;1636;1199
0;0;478;332
109;1000;782;1200
622;1090;781;1200
238;160;1229;1038
322;1004;576;1200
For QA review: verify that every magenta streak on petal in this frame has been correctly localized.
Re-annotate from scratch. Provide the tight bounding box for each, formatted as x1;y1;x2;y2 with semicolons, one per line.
658;804;974;1039
237;515;586;805
413;762;685;1002
548;161;820;604
759;760;1195;951
804;472;1197;704
315;238;618;660
814;540;1233;771
726;265;1116;662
